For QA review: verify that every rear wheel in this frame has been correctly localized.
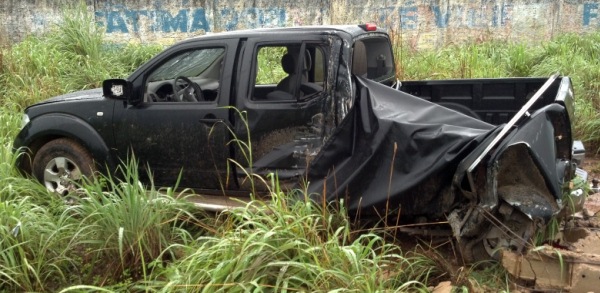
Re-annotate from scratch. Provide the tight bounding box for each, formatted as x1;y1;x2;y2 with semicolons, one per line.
32;138;96;196
461;204;535;263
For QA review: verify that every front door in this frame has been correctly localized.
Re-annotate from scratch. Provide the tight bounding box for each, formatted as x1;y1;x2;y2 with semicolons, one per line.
114;42;236;190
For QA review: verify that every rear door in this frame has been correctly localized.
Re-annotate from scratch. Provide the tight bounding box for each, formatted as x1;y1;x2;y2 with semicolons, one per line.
113;39;238;190
233;35;333;185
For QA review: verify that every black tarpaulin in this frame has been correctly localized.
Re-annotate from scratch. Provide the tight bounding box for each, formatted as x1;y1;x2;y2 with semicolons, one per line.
308;77;498;218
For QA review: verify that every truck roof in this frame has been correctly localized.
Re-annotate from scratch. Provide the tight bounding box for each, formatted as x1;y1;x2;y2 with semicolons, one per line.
179;24;387;43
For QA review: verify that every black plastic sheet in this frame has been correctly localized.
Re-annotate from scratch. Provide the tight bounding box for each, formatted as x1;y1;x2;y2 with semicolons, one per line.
308;77;498;218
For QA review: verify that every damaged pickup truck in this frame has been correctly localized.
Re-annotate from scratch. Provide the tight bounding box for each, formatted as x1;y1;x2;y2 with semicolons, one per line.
13;24;581;262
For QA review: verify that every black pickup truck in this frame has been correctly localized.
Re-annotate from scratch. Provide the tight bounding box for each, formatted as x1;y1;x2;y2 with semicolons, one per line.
14;24;580;262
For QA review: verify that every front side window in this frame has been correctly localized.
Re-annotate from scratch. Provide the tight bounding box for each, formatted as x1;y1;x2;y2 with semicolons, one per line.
145;47;225;102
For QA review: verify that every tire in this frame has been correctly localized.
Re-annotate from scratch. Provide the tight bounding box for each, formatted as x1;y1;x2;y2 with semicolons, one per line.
460;223;494;263
32;138;96;196
460;207;535;263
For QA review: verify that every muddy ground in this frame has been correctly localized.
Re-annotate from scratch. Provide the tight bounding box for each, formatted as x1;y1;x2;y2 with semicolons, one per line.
502;154;600;292
582;154;600;181
423;154;600;292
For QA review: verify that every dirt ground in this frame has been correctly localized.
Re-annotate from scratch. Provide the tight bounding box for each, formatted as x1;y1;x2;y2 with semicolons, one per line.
578;153;600;223
426;154;600;292
501;154;600;292
581;153;600;186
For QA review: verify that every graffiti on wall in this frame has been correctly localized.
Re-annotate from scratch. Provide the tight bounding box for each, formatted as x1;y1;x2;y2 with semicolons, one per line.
6;0;599;45
374;3;511;30
429;4;511;28
584;2;599;26
95;8;209;33
374;6;418;30
94;6;287;33
92;1;600;35
93;2;519;34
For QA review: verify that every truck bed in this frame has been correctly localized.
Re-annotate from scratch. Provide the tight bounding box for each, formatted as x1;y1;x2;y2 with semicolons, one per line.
400;77;563;125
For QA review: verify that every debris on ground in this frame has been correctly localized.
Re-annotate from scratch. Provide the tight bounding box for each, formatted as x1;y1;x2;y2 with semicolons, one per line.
431;281;453;293
502;191;600;292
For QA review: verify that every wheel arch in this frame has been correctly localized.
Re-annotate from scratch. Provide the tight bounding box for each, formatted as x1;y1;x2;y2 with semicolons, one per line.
15;114;117;175
491;143;562;223
489;103;572;222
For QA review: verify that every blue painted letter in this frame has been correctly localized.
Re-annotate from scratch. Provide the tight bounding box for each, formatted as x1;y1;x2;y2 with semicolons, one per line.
125;10;149;32
191;8;209;32
584;3;599;26
107;11;128;33
431;5;450;28
160;10;188;32
400;5;418;30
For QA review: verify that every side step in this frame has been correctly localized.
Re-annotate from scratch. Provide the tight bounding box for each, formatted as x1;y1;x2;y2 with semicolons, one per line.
180;193;255;212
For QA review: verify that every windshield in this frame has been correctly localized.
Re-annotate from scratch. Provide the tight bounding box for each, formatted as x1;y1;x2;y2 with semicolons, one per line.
148;48;225;82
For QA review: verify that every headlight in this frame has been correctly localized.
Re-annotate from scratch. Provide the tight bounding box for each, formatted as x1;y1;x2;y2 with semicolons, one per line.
21;114;30;129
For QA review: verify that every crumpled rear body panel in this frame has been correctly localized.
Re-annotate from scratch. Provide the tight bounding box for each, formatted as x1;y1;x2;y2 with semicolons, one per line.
487;102;572;221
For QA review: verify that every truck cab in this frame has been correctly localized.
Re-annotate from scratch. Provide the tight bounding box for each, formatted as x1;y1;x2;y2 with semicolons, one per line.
102;25;395;190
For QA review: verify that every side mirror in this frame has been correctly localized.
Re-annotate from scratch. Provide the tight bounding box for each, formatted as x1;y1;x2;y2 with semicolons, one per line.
103;79;138;104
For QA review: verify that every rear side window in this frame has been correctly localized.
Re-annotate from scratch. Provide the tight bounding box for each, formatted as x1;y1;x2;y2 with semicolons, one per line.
352;37;395;84
252;43;327;101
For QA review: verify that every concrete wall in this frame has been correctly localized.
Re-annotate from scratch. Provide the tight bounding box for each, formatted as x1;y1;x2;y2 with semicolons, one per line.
1;0;599;49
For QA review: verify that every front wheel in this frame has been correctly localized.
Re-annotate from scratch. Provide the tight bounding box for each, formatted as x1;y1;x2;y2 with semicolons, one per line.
32;138;96;196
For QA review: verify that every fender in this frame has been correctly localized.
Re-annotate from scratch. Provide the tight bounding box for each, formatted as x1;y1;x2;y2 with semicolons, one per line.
449;104;572;238
488;103;572;222
14;113;117;174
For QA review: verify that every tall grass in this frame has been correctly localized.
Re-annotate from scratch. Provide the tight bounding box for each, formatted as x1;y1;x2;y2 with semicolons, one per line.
0;157;207;291
0;107;48;202
0;110;78;291
65;160;205;286
0;195;79;292
0;7;162;110
255;46;287;85
152;187;437;292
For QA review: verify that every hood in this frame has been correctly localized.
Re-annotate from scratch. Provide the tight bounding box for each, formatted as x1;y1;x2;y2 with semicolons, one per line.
32;88;104;107
308;77;498;218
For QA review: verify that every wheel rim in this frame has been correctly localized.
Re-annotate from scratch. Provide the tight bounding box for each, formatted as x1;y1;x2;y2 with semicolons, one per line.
482;226;511;258
481;217;533;259
42;156;82;195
